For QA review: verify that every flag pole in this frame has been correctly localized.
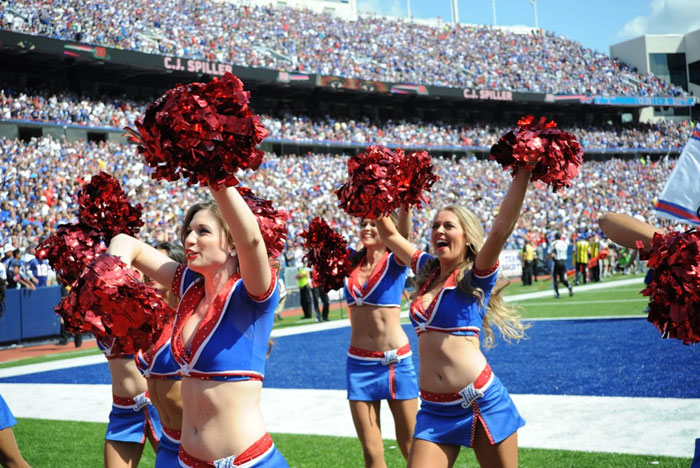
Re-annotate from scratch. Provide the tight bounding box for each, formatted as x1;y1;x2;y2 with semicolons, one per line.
533;0;539;29
451;0;459;24
407;0;412;20
492;0;498;25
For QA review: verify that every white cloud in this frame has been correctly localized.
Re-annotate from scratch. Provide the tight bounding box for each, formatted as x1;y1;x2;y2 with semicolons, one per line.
357;0;405;18
618;0;700;39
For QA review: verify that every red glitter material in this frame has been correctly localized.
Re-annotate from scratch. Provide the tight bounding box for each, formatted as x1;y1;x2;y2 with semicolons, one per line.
336;146;439;218
490;115;583;192
236;186;287;259
77;172;144;242
57;253;173;353
639;230;700;344
396;150;440;210
36;224;105;286
125;72;269;189
336;145;401;218
299;217;350;293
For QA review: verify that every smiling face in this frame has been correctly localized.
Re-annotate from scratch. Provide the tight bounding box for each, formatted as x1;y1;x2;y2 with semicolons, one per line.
359;218;384;249
182;209;232;274
431;210;468;265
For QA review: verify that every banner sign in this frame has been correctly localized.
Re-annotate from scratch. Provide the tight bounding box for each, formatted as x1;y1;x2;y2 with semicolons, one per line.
554;93;694;107
499;249;523;279
654;123;700;226
0;30;694;107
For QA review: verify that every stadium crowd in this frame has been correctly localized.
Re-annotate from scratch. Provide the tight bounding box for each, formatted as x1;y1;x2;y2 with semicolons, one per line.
1;89;693;150
0;135;679;280
0;1;689;97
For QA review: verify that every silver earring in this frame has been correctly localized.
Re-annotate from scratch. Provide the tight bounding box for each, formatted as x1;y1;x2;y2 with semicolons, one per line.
230;251;237;257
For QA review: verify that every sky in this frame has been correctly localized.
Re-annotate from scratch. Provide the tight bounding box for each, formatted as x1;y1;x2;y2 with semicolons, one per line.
356;0;700;56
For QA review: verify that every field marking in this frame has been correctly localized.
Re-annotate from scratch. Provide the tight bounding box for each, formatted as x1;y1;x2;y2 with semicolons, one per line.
0;355;105;378
503;277;644;303
1;383;696;459
520;298;647;306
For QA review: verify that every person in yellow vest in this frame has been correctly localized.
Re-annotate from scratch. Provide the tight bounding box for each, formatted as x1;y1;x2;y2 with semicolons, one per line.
521;239;536;286
296;263;313;319
574;235;590;285
588;234;601;282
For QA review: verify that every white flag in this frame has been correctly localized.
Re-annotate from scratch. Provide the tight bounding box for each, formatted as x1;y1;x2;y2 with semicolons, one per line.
654;123;700;226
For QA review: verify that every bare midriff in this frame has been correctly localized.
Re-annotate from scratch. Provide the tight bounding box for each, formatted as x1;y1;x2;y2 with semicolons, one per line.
417;331;488;393
180;378;265;461
108;358;148;398
349;304;409;351
147;379;183;430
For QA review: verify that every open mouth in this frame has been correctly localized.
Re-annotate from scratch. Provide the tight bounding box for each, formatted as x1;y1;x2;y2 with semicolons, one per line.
186;251;198;260
436;240;449;249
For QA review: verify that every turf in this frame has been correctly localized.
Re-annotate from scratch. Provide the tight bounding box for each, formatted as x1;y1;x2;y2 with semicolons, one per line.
13;418;690;468
0;347;101;369
513;285;648;319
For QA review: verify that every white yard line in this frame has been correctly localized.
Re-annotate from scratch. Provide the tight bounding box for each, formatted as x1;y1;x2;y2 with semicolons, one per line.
1;383;696;458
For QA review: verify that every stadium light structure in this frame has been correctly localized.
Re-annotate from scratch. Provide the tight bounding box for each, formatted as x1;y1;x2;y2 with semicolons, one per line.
492;0;498;26
407;0;411;20
532;0;539;29
451;0;459;24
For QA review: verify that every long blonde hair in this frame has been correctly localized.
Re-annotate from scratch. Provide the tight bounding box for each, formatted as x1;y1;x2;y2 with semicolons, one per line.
413;205;528;348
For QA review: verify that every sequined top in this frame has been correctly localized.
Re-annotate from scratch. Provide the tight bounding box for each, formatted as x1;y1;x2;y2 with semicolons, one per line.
343;250;408;308
409;251;499;336
168;264;279;381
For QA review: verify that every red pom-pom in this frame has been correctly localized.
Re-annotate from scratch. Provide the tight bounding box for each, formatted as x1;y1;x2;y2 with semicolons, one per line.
396;150;440;210
300;217;350;293
641;230;700;344
336;145;403;218
237;187;287;259
56;253;173;353
77;172;144;242
125;72;269;189
36;224;105;286
490;116;583;192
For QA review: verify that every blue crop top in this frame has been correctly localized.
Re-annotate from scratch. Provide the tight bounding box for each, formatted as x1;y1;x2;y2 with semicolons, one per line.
134;319;181;380
409;251;499;336
344;251;408;307
169;265;279;381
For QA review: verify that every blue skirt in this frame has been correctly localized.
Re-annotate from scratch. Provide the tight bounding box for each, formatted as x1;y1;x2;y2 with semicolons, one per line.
414;374;525;447
346;355;419;401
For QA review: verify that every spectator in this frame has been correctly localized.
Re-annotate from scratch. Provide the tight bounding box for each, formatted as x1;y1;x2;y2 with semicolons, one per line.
0;2;688;97
25;244;50;287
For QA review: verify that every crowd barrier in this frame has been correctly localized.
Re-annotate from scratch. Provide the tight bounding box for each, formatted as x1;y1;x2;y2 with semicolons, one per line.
0;286;62;344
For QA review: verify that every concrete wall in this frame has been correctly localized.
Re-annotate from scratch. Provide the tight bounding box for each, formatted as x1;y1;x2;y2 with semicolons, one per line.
610;36;649;73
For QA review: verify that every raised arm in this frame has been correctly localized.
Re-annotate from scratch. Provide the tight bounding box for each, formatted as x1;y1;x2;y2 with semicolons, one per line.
375;215;417;267
210;186;271;296
108;234;179;288
474;167;530;272
598;213;661;250
397;205;412;240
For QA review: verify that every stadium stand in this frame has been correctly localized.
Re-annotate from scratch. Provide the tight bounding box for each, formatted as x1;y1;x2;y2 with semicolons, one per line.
0;135;681;265
0;1;690;97
0;89;693;150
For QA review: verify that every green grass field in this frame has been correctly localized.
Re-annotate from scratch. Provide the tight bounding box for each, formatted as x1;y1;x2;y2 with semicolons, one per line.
13;418;691;468
513;286;648;319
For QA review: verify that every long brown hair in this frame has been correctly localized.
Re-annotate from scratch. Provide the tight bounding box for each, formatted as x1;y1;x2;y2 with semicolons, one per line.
413;205;528;348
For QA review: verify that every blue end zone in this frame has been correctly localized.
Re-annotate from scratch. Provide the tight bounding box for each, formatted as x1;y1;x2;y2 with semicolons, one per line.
2;319;698;398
